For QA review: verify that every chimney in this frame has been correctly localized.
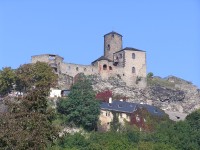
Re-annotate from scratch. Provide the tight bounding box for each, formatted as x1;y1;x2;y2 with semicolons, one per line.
109;97;112;103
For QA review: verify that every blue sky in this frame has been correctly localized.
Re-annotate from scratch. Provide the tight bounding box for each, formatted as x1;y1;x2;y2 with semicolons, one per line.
0;0;200;88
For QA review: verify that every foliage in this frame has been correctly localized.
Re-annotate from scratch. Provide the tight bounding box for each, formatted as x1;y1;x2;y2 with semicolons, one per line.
147;72;154;79
57;75;100;131
96;90;112;102
0;63;58;149
186;108;200;130
110;111;121;132
16;62;57;94
0;67;16;96
0;89;58;149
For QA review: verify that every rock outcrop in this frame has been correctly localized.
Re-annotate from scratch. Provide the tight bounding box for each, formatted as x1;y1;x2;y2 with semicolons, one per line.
89;75;200;114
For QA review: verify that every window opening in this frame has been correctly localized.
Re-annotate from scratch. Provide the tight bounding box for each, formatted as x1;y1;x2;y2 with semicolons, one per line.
132;67;135;73
132;53;135;59
107;44;110;51
109;66;112;70
103;64;107;70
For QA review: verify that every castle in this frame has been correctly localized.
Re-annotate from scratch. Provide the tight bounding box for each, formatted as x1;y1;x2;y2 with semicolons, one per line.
31;31;147;89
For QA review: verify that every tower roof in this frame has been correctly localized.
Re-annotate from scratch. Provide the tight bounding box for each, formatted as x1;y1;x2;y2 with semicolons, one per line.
113;47;146;54
104;31;123;37
91;56;112;64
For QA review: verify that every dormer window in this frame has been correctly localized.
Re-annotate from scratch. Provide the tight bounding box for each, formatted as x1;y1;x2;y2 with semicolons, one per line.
118;104;122;108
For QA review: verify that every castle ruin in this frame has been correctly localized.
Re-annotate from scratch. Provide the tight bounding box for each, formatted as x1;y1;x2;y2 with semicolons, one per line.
31;31;147;89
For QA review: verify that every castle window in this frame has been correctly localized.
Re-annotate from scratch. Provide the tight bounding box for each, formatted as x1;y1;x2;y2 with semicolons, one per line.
132;53;135;59
103;64;107;70
119;53;122;58
109;66;112;70
132;67;135;73
76;67;79;71
107;44;110;51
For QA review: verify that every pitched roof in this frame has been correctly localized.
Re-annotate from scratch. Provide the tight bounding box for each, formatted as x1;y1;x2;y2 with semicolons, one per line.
104;31;123;37
100;100;137;113
91;56;112;64
114;47;145;54
100;100;165;116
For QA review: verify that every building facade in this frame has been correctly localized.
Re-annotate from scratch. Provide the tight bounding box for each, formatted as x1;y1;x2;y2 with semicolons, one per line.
31;31;147;89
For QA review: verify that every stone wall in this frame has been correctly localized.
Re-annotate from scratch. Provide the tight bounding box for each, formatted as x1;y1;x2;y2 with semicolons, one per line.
104;33;122;61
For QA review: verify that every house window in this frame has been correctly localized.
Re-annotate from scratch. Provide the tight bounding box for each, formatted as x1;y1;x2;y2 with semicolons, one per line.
112;34;114;38
132;67;135;73
132;53;135;59
103;64;107;70
109;66;112;70
68;66;71;70
136;115;140;122
120;113;122;118
107;44;110;51
76;67;79;71
84;68;87;71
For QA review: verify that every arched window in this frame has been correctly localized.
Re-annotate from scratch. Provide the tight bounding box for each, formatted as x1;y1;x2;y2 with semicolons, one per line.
76;67;79;71
109;66;112;70
107;44;110;51
132;53;135;59
103;64;107;70
132;67;135;73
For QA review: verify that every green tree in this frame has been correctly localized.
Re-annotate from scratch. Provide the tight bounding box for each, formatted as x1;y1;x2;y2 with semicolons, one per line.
0;67;16;96
0;89;58;149
16;62;57;94
186;108;200;130
57;74;100;131
0;62;58;149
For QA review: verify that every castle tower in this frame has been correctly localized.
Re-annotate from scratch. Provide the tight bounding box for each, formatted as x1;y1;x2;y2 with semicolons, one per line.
104;31;122;61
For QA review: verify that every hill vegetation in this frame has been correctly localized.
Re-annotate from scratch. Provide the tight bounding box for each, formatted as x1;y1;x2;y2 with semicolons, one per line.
0;65;200;149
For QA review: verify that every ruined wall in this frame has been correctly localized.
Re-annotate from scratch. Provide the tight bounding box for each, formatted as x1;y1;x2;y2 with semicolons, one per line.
60;62;98;77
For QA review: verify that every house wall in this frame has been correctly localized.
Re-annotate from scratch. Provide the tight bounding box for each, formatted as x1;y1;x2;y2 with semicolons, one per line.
49;88;61;97
99;110;130;131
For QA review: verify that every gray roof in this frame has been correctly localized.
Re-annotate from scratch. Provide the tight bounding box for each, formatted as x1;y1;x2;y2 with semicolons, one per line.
101;100;137;113
114;47;146;54
100;100;165;116
104;31;123;37
91;56;112;64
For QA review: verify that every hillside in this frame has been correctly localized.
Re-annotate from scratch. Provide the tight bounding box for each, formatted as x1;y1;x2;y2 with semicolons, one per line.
89;75;200;114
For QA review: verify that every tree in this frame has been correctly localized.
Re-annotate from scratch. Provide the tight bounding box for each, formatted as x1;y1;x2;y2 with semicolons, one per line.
186;108;200;130
0;67;16;96
16;62;57;94
0;89;58;149
57;74;100;131
0;62;58;149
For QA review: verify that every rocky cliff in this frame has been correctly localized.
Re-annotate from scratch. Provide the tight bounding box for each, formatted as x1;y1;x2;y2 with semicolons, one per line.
89;75;200;114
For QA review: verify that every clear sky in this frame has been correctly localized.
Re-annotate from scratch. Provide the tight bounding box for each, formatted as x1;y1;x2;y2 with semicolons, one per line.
0;0;200;88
